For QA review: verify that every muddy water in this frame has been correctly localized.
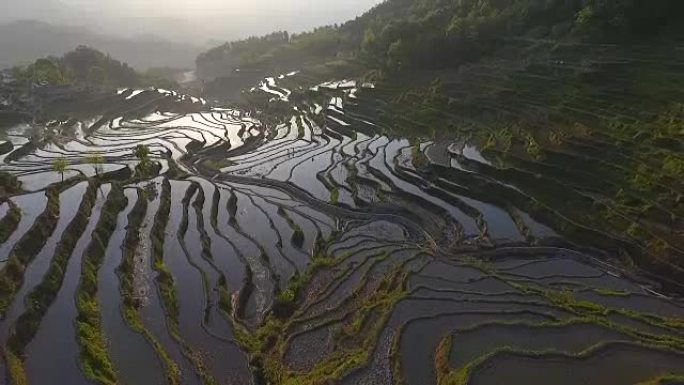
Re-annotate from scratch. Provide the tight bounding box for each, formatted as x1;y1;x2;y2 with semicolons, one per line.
135;182;201;385
449;323;633;369
233;189;297;288
98;188;165;385
369;141;479;235
470;344;684;385
213;184;274;323
253;194;310;269
164;180;252;385
191;178;246;291
183;187;234;340
0;192;48;266
0;183;88;340
24;184;112;385
401;313;550;385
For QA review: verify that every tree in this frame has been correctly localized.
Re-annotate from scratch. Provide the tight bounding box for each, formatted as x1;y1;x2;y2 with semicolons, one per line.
86;153;104;177
87;66;107;86
62;45;139;86
133;144;151;174
33;58;69;85
52;158;68;183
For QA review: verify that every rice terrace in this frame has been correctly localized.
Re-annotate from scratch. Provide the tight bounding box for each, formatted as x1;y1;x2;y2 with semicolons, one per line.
1;1;684;385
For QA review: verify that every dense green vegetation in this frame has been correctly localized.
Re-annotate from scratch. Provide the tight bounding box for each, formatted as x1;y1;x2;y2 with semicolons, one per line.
0;171;22;196
276;207;305;249
196;28;355;78
75;184;127;385
0;201;21;243
118;188;148;328
196;0;684;78
11;45;176;91
151;179;179;320
357;0;683;72
116;187;184;385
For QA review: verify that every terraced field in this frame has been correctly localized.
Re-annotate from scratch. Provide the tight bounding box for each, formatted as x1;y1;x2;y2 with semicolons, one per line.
1;48;684;385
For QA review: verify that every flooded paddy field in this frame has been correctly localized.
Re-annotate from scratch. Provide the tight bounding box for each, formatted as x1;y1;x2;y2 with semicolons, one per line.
0;56;683;385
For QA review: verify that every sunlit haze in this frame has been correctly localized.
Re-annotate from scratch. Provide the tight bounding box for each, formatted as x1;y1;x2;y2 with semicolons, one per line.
1;0;383;44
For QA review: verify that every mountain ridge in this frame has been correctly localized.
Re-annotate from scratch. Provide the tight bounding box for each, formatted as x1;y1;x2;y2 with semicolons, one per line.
0;20;202;70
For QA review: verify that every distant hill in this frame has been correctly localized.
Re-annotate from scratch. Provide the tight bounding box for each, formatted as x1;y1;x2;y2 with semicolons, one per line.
0;20;202;70
4;46;177;95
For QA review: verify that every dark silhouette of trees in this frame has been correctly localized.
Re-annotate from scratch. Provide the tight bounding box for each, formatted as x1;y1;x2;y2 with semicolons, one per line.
51;158;68;183
62;45;138;86
196;0;684;78
12;45;176;90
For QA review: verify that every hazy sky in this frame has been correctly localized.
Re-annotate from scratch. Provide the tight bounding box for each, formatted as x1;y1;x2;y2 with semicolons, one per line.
1;0;383;44
62;0;379;17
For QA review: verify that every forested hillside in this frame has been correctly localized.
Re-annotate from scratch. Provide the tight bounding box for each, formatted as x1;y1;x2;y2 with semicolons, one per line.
9;46;176;91
196;0;684;79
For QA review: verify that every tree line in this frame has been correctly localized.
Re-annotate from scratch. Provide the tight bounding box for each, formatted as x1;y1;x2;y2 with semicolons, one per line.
12;46;176;90
196;0;684;78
